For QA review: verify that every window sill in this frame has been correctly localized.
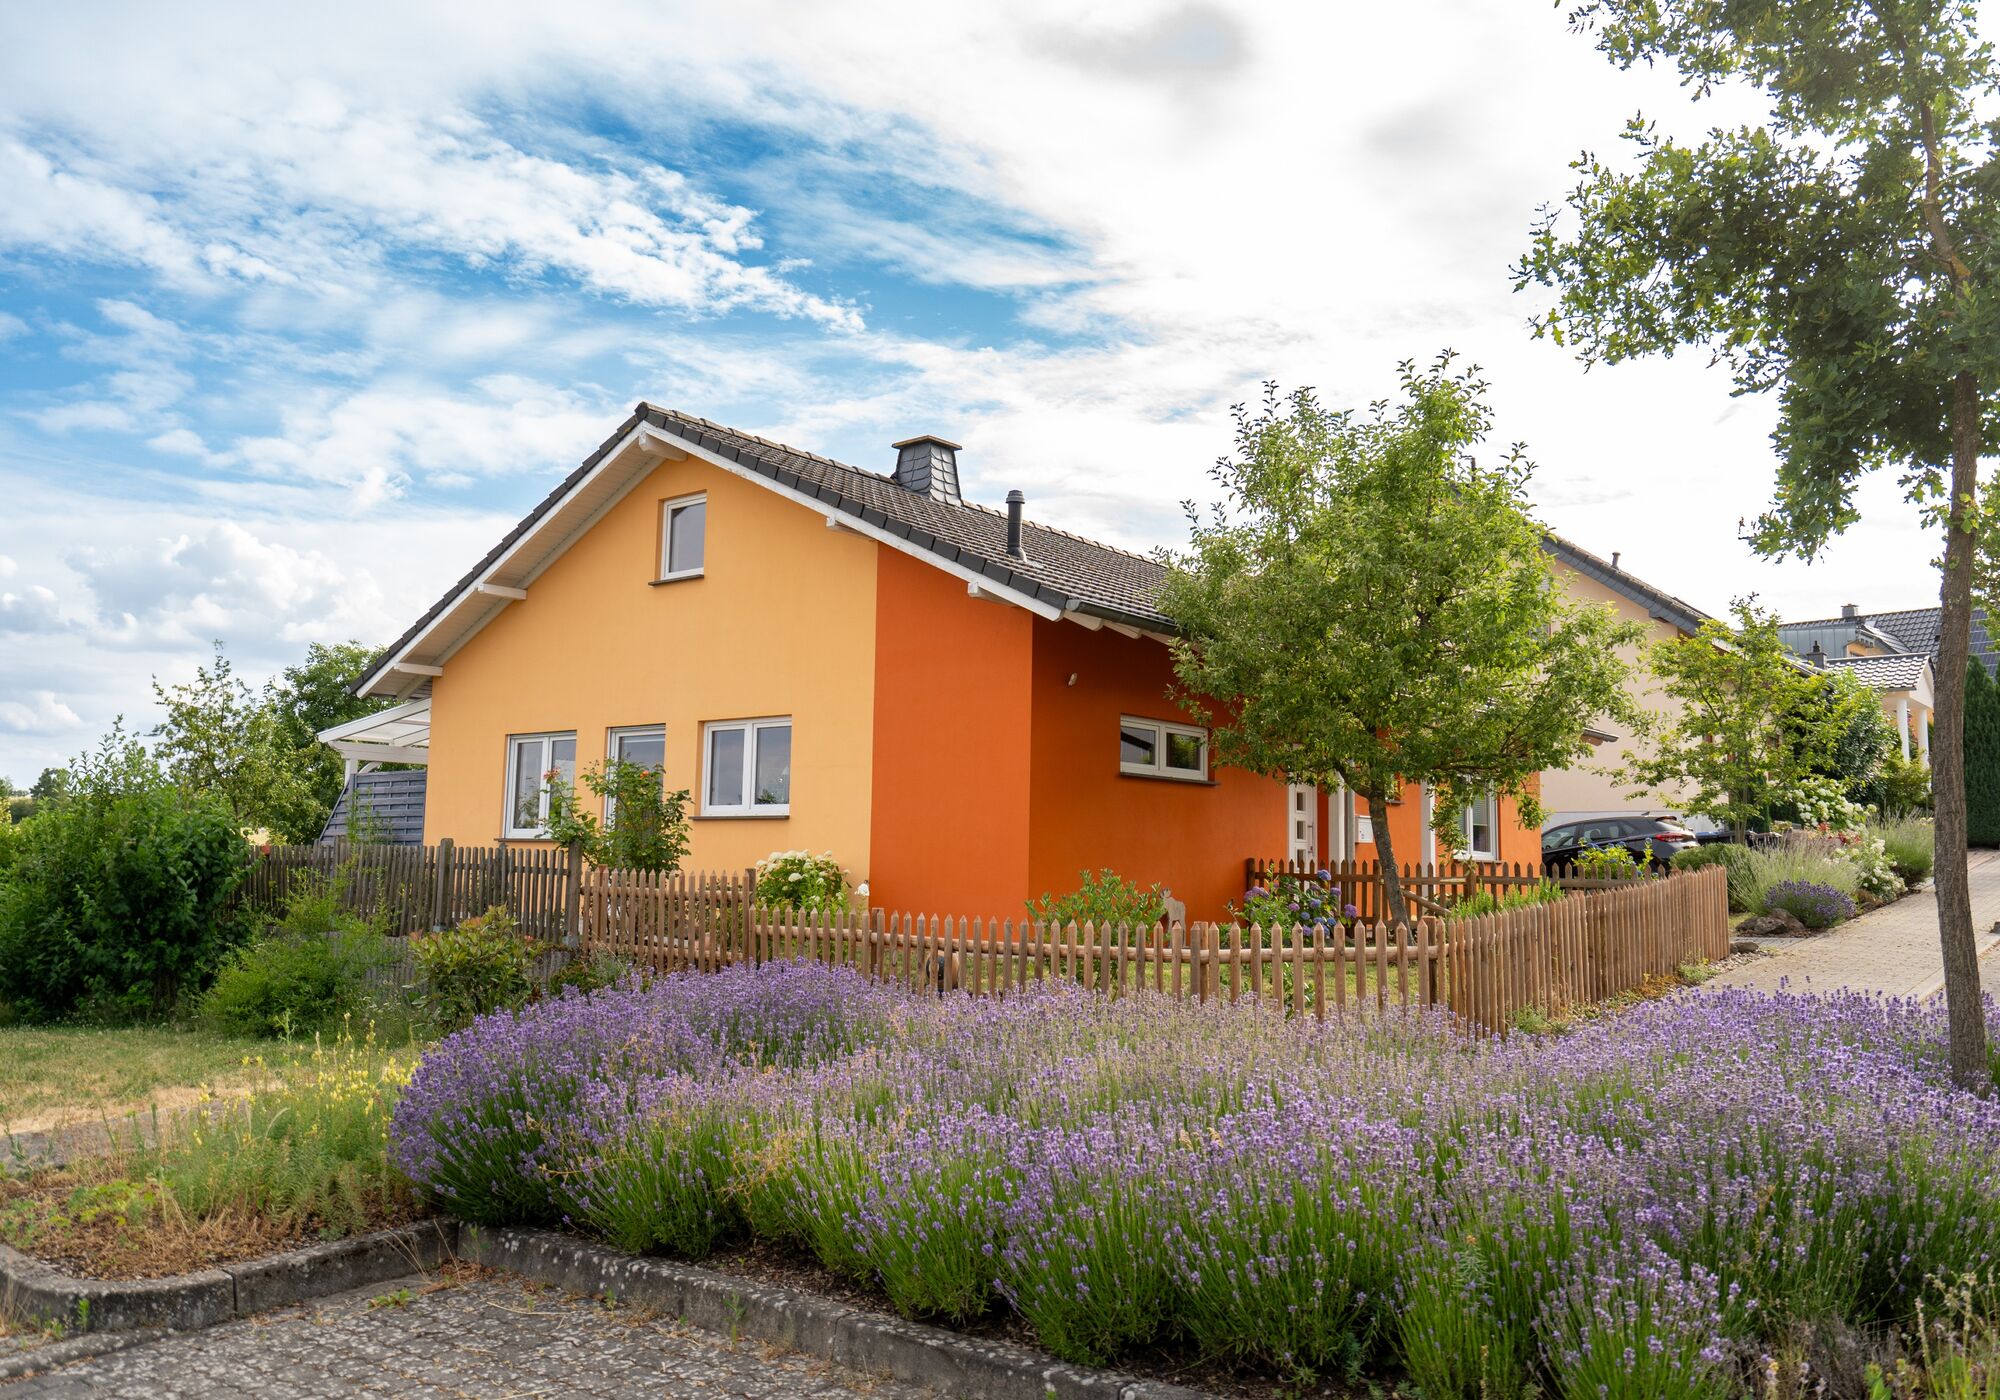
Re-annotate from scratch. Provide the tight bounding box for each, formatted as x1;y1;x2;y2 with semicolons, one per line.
1117;771;1219;787
649;571;705;587
693;811;791;821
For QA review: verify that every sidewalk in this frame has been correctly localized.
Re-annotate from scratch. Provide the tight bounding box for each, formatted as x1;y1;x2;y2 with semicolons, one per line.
1702;851;2000;999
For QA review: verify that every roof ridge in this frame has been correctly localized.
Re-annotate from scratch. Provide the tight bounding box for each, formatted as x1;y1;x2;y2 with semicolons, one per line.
645;402;1164;568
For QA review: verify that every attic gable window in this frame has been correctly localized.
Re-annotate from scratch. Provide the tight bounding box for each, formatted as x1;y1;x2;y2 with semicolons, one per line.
657;494;706;582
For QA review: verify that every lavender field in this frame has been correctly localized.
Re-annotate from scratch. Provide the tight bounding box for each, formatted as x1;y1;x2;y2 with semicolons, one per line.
390;963;2000;1396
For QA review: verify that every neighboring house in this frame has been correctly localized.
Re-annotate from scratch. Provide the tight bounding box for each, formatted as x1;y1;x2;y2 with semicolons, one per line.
330;406;1542;919
1533;540;1711;829
1779;604;1941;763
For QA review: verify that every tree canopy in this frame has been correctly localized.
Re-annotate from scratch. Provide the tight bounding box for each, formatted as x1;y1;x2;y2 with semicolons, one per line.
1158;356;1645;925
1516;0;1997;1086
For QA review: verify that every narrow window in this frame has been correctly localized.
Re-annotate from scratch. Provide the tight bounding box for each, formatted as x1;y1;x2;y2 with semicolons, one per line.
604;725;665;826
702;718;792;816
1119;715;1208;781
659;494;707;581
1461;790;1498;861
503;732;576;838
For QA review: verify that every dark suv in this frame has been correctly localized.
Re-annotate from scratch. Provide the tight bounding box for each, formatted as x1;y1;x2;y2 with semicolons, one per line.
1541;816;1701;872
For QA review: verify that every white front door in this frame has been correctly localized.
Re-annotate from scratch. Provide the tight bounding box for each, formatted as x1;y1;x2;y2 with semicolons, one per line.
1287;783;1317;868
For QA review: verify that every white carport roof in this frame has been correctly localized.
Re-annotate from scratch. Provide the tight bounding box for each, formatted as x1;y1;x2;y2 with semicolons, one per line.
318;699;431;766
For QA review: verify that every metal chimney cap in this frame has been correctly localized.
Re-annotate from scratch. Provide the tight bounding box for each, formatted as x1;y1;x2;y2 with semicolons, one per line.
892;434;963;451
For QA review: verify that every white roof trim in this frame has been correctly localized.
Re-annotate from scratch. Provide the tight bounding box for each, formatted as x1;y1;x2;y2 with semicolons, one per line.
319;698;431;745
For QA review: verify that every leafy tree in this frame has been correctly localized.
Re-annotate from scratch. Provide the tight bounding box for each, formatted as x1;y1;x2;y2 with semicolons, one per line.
1158;358;1645;926
29;767;66;801
544;758;691;873
0;724;248;1020
1516;0;1999;1085
264;642;390;844
150;641;306;832
1626;600;1876;834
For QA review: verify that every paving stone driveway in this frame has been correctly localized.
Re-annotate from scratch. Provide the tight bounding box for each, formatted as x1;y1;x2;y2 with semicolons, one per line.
4;1271;941;1399
1701;851;2000;998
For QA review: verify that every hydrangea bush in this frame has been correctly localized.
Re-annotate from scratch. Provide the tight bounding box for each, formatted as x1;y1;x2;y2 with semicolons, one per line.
392;963;2000;1393
753;850;851;913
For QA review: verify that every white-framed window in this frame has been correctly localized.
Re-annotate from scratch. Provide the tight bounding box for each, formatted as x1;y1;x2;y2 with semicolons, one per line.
658;493;706;581
1119;715;1208;781
504;731;576;838
1461;789;1498;861
702;717;791;816
603;725;666;827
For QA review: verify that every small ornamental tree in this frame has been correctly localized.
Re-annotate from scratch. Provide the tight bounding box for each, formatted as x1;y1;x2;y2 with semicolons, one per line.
1625;599;1866;836
1158;357;1644;926
1514;0;1996;1082
545;758;691;873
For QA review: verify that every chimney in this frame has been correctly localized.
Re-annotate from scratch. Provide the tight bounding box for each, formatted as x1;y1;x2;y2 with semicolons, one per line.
1005;490;1027;560
1840;602;1859;620
1808;641;1827;669
892;435;963;504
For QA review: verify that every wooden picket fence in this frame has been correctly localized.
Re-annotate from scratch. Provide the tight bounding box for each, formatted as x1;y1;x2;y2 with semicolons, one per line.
1242;855;1650;922
238;839;576;940
579;865;1731;1034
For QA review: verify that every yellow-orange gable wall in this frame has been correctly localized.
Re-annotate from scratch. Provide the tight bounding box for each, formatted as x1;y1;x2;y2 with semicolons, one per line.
421;454;880;875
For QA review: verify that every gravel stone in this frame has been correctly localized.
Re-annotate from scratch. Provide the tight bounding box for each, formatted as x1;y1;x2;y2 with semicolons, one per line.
4;1271;942;1398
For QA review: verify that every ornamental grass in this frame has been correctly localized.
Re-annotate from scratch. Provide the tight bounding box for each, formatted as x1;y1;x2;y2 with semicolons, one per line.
389;962;2000;1394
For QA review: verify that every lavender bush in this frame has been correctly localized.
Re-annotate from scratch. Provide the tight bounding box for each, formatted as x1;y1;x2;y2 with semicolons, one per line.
1763;879;1858;930
391;962;2000;1394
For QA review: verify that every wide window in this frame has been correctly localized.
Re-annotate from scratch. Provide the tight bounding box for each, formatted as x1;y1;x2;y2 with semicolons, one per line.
658;494;706;581
1461;789;1498;861
504;732;576;838
702;718;791;816
603;725;665;826
1119;716;1208;781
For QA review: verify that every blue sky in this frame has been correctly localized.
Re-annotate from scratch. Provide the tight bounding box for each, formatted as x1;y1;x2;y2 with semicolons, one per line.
0;1;1946;783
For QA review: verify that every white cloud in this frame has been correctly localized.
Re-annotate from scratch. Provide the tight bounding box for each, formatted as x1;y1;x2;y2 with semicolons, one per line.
0;585;65;635
0;691;84;736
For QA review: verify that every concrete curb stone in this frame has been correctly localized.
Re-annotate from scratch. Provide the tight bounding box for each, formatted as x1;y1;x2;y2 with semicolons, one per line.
0;1219;458;1334
457;1223;1215;1400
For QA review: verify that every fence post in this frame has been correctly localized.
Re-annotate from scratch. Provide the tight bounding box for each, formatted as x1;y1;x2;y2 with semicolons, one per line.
563;842;585;949
430;838;454;930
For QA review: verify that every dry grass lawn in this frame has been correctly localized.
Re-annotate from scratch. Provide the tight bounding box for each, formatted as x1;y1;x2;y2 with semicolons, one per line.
0;1026;275;1136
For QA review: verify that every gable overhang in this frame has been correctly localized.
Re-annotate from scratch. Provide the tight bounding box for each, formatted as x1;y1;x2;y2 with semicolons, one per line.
316;698;433;766
356;414;1174;701
1542;537;1709;636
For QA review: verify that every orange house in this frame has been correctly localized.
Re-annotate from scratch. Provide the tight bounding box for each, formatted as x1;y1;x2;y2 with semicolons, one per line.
344;406;1540;920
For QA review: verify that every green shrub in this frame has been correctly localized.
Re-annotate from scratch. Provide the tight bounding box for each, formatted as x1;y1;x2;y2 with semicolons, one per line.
411;906;537;1032
545;758;691;873
755;850;850;912
1451;881;1565;918
0;743;249;1021
1671;843;1761;913
1872;816;1935;887
200;870;394;1038
1029;869;1168;932
1570;844;1644;880
546;952;633;998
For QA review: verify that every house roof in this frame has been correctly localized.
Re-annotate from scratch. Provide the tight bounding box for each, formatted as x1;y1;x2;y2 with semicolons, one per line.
1539;536;1712;636
1822;652;1932;690
353;405;1718;699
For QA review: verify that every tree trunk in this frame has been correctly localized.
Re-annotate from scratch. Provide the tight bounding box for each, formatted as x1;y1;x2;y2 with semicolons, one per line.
1936;370;1991;1091
1365;786;1414;928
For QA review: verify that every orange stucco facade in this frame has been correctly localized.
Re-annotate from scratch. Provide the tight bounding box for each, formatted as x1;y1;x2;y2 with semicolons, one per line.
418;449;1538;920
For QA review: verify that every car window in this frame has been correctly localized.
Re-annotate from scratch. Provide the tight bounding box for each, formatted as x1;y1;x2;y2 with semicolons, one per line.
1577;823;1615;845
1543;824;1575;847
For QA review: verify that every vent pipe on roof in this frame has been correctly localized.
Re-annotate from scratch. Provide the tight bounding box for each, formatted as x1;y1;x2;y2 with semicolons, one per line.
1005;490;1027;560
1610;551;1621;571
1808;641;1827;669
892;435;964;504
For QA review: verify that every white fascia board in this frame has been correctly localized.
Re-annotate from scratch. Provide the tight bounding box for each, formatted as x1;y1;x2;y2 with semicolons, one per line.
657;429;1064;621
327;739;432;766
317;698;430;744
358;420;670;697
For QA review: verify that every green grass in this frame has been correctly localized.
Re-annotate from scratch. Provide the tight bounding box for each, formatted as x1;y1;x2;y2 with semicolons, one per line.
0;1026;274;1134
